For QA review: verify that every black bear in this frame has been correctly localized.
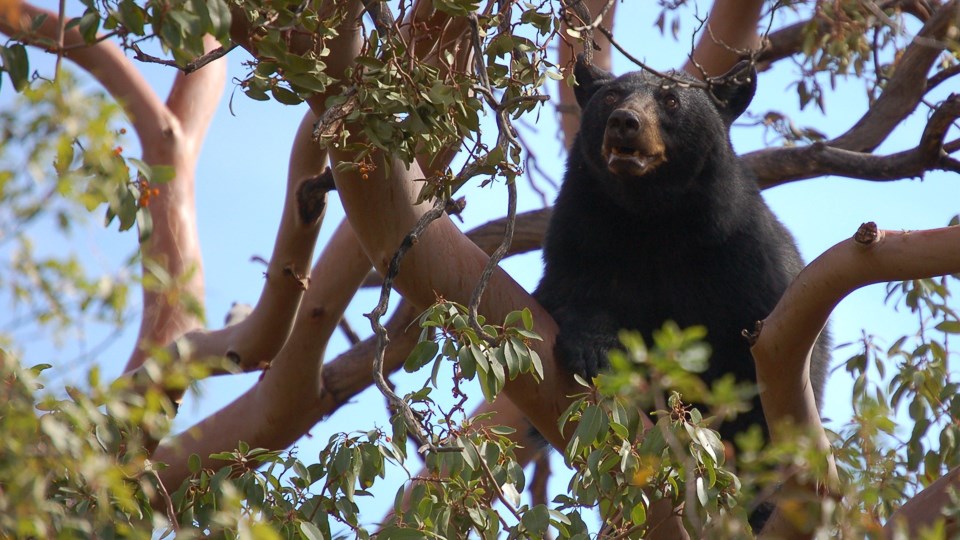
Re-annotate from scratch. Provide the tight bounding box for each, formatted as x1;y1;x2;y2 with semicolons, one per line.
534;59;830;448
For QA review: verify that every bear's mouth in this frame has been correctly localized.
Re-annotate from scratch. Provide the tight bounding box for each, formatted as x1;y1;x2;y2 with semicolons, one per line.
603;145;665;176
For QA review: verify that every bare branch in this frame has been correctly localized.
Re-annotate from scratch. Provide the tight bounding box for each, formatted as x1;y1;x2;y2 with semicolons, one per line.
927;62;960;91
131;43;237;74
367;198;449;448
746;93;960;187
829;0;959;152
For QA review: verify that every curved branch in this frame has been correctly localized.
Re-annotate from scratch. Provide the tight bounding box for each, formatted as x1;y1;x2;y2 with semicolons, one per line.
0;3;177;150
753;222;960;537
126;36;230;373
745;93;960;187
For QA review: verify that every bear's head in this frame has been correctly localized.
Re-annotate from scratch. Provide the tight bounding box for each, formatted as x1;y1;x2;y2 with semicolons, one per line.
571;58;756;211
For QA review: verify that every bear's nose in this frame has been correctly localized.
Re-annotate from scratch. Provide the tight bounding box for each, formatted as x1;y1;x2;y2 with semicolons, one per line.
606;109;641;138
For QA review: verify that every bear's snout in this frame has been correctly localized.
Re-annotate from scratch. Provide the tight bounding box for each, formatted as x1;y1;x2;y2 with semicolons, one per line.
607;109;641;139
601;102;666;178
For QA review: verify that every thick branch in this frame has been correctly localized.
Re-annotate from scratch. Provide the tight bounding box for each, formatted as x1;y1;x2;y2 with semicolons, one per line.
165;35;229;148
328;142;577;448
126;36;229;372
753;222;960;537
155;7;368;485
161;112;331;372
745;93;960;187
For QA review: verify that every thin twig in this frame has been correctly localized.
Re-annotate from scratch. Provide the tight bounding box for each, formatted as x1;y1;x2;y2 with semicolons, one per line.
745;93;960;187
476;442;522;527
131;43;237;73
54;0;65;76
558;0;597;65
595;24;709;89
928;63;960;91
464;13;525;346
338;317;361;346
366;198;448;451
151;468;179;532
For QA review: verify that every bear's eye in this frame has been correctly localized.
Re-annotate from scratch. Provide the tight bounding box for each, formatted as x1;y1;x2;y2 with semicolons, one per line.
603;90;619;105
663;94;680;111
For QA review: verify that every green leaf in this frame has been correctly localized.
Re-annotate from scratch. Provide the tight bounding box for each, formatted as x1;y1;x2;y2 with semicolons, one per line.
77;10;101;43
206;0;232;39
520;504;550;536
629;502;647;526
502;341;520;379
271;85;303;105
696;476;708;507
136;207;153;243
188;453;202;474
3;44;30;92
935;320;960;334
521;307;534;331
457;345;477;380
116;1;145;35
404;340;439;373
300;521;323;540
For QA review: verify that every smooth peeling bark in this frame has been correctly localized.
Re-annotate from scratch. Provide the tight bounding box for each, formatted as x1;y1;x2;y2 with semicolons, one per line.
328;150;576;449
129;34;227;371
753;223;960;538
885;466;960;537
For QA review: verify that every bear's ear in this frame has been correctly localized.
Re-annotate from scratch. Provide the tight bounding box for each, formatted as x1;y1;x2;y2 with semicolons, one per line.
708;60;757;124
573;54;615;108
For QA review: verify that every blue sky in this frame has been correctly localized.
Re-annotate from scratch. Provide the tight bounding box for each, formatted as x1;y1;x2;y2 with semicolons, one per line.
2;0;958;530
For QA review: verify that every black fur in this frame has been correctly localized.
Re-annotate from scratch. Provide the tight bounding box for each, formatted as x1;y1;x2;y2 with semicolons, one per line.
535;59;830;450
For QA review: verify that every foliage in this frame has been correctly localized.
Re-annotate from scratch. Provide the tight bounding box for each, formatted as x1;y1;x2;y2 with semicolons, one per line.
0;352;166;538
0;72;152;349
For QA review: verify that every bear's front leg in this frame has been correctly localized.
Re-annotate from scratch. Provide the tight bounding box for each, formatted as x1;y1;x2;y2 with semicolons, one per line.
550;306;621;380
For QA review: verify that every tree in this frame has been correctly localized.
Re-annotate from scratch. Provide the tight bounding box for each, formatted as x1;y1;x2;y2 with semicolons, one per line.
0;0;958;538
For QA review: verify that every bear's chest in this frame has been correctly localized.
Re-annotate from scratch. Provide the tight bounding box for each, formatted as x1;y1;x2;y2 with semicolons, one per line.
589;239;765;331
